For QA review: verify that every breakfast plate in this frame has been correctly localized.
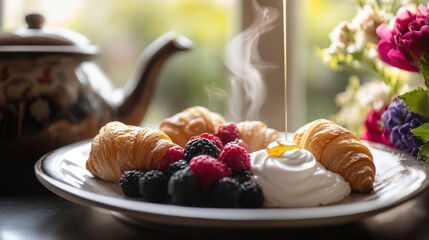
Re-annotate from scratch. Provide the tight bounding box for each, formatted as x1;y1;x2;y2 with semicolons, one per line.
35;138;429;228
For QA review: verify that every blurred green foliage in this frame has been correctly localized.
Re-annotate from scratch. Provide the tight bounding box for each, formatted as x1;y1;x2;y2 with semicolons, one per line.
69;0;236;125
301;0;356;120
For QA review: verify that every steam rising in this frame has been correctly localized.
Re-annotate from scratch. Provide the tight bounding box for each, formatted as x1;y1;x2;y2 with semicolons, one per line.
226;0;279;121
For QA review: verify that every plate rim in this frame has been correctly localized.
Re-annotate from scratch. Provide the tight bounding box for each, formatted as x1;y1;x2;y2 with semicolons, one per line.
34;139;429;228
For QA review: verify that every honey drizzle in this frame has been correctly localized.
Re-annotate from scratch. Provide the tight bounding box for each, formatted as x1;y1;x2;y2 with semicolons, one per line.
283;0;288;140
266;140;300;157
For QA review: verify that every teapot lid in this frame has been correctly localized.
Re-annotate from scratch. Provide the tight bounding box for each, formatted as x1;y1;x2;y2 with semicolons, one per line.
0;13;98;55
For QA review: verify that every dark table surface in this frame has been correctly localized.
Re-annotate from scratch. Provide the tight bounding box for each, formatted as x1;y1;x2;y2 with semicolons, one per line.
2;180;429;240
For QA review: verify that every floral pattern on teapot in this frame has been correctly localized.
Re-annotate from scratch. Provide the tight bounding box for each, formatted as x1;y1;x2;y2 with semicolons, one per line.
0;56;112;148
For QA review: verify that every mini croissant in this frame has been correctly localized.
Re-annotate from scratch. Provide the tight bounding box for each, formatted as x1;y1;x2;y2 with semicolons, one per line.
86;121;176;182
159;106;225;147
237;121;281;152
293;119;375;193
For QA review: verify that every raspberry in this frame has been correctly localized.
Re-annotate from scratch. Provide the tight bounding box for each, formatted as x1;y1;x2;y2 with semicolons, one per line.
191;133;224;151
239;181;264;208
138;170;169;203
233;170;253;183
166;159;189;178
168;167;204;206
119;170;146;197
226;139;249;152
189;155;232;191
184;138;220;161
218;144;251;171
210;177;240;208
216;123;240;145
159;146;185;172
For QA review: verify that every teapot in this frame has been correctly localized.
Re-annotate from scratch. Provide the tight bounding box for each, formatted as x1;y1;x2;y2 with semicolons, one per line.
0;14;192;159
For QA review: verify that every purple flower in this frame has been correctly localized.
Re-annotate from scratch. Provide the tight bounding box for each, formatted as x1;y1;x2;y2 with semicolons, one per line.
382;98;429;156
377;4;429;72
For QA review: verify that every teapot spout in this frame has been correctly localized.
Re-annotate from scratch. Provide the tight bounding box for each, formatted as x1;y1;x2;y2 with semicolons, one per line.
114;32;192;125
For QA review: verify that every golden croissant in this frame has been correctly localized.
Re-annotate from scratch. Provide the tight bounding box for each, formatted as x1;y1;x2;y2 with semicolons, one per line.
159;106;225;147
293;119;375;193
237;121;281;152
86;121;176;182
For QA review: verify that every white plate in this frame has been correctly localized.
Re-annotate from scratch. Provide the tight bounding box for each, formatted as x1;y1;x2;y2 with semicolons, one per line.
35;139;429;228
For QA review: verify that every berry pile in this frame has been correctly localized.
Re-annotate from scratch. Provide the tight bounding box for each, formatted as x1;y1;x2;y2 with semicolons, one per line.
118;123;264;208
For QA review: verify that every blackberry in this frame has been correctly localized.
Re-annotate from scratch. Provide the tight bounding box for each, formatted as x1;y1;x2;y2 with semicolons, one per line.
233;170;253;183
239;181;264;208
184;138;220;161
168;167;202;206
210;177;240;208
191;133;224;151
119;170;146;197
166;159;189;178
138;170;168;203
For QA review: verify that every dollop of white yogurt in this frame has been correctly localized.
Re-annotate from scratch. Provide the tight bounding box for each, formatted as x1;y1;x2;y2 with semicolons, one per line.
251;148;351;208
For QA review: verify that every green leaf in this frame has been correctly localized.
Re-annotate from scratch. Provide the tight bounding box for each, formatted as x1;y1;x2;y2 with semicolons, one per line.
417;142;429;163
411;123;429;142
419;53;429;88
399;87;429;118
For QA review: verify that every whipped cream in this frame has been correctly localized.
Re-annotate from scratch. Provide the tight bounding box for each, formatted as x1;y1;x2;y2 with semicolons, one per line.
251;147;351;208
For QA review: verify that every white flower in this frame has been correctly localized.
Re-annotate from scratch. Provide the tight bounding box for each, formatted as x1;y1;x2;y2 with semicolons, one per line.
351;4;392;44
356;80;393;110
30;99;50;122
328;21;355;53
334;78;395;135
365;47;379;61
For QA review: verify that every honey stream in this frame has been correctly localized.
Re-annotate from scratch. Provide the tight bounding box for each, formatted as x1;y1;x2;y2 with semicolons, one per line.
283;0;288;140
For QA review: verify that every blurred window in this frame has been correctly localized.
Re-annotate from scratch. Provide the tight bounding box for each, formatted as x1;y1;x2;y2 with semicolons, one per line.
2;0;358;130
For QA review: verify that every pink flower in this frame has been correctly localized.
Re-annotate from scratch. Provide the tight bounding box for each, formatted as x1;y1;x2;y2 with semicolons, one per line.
377;4;429;72
362;105;393;147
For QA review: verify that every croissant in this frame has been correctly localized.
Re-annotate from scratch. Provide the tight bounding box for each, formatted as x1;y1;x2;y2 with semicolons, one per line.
159;106;225;147
86;121;176;182
293;119;375;193
237;121;281;152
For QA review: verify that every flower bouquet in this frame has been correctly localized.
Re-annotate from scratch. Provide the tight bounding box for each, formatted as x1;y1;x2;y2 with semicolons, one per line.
319;0;429;161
